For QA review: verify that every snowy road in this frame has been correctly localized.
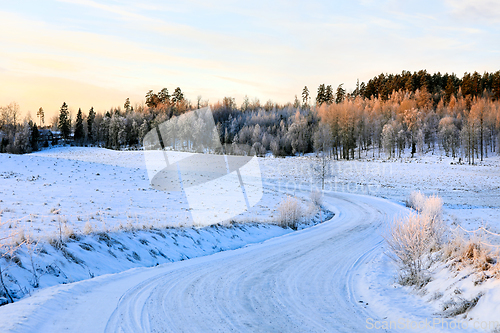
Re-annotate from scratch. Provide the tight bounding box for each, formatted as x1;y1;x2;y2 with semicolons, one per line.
1;192;420;332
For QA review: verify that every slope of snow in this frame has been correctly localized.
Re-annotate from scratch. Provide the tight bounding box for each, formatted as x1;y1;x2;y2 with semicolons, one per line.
0;192;420;333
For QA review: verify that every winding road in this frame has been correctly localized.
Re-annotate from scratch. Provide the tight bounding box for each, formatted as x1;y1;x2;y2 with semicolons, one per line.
1;192;416;332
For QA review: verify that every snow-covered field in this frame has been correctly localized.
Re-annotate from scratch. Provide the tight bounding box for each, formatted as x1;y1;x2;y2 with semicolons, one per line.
261;153;500;231
1;146;500;332
0;147;290;238
0;146;328;304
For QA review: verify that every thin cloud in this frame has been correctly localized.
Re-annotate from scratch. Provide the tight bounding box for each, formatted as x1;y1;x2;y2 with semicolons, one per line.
1;0;499;115
444;0;500;22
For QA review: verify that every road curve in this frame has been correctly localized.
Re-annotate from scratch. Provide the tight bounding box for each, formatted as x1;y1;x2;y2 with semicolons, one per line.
0;192;410;332
103;192;406;333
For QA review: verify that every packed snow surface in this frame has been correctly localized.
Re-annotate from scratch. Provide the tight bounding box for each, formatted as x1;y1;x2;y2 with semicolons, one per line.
1;147;500;332
0;192;429;333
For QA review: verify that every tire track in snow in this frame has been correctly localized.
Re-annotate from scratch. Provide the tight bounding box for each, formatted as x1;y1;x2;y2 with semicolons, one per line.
104;192;407;332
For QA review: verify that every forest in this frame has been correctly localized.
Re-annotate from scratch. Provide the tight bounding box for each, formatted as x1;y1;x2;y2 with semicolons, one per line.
1;70;500;164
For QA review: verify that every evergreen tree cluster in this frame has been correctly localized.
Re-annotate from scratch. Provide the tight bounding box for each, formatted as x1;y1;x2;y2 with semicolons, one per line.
361;70;500;103
2;70;500;164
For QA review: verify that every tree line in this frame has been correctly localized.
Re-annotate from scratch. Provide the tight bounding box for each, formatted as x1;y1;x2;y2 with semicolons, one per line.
1;70;500;163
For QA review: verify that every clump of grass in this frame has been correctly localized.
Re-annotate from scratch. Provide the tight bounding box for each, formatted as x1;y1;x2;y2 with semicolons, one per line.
391;191;500;318
444;232;498;274
442;293;483;317
83;222;93;235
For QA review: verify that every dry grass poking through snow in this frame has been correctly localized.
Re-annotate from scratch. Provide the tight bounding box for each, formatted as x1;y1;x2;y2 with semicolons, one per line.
387;190;500;318
390;191;500;285
443;230;500;280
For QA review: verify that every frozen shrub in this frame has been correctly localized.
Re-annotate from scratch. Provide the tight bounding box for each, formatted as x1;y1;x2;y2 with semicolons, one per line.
385;213;430;286
386;192;447;286
406;190;426;212
309;190;322;207
407;192;446;249
422;194;443;223
277;196;303;230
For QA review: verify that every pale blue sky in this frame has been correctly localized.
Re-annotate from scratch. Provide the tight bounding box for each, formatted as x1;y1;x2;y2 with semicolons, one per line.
1;0;499;117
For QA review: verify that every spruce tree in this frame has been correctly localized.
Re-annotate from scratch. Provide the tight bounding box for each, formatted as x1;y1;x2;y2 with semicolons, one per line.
30;122;39;151
58;102;70;139
124;98;131;112
87;107;95;141
74;108;84;142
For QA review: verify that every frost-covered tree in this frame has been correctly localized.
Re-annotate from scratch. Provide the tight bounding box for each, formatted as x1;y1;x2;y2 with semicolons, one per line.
313;123;332;155
438;117;458;157
382;122;396;158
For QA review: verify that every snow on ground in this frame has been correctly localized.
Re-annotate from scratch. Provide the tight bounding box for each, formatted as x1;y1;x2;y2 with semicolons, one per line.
1;222;290;302
260;152;500;208
0;147;289;238
1;146;500;331
0;146;331;304
0;192;415;333
260;151;500;246
260;151;500;331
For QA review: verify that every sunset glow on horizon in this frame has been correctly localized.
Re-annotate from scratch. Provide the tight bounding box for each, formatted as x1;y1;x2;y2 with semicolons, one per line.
1;0;499;120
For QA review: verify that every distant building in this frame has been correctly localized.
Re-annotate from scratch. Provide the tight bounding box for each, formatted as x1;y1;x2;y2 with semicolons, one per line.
39;129;54;142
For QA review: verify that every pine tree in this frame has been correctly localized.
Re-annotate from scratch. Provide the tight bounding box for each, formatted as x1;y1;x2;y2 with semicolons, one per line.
37;107;45;125
58;102;71;139
172;87;185;114
302;86;309;107
316;84;326;106
74;108;84;142
145;90;159;108
445;77;456;103
124;98;131;112
325;85;334;104
335;84;346;104
172;87;184;103
158;88;170;104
